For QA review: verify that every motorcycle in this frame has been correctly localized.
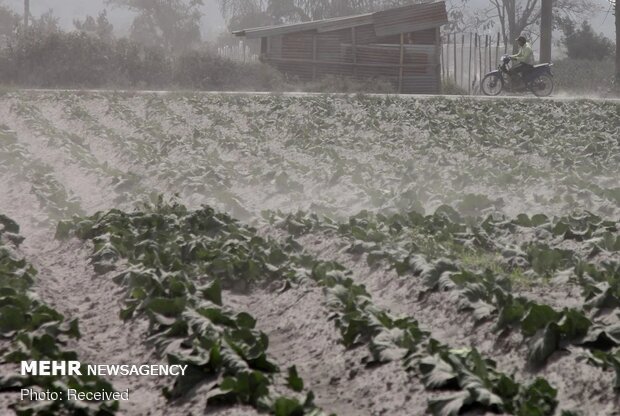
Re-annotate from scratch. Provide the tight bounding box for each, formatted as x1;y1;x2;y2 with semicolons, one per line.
481;55;554;97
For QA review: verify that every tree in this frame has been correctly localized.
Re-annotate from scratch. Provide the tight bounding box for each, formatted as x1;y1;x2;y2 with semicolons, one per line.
462;0;597;51
24;0;29;27
539;0;552;62
29;9;61;34
106;0;204;53
74;10;115;41
614;0;619;89
0;4;20;39
217;0;427;30
559;20;614;60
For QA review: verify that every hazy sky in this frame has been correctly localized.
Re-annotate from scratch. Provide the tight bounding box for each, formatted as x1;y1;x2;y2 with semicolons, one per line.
3;0;227;38
2;0;615;39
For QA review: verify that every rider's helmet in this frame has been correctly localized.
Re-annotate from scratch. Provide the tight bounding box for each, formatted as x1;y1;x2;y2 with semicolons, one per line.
516;35;527;46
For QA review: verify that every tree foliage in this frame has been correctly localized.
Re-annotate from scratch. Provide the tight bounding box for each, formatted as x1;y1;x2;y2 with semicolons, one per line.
73;10;115;41
460;0;597;50
106;0;204;53
559;19;614;61
217;0;426;30
0;5;20;39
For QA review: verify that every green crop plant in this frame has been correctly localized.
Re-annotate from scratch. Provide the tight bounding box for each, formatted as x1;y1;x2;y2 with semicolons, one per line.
0;214;118;415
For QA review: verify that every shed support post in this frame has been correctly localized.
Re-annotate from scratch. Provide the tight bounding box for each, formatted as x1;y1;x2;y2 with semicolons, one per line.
351;27;357;77
436;28;442;94
24;0;29;28
398;33;404;93
312;34;317;81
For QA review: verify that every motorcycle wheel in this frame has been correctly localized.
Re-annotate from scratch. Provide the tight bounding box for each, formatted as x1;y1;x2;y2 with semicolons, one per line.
530;73;554;97
481;73;503;96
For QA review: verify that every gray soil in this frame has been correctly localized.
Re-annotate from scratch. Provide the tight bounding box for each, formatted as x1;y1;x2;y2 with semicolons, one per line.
0;91;619;415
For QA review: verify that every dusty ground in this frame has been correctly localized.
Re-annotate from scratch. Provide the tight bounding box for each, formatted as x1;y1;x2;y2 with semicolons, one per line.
0;91;619;415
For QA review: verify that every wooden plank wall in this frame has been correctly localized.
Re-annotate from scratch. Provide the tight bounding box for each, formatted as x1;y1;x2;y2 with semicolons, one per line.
266;26;440;93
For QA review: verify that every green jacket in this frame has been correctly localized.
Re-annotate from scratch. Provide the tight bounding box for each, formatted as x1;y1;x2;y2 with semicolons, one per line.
511;42;535;65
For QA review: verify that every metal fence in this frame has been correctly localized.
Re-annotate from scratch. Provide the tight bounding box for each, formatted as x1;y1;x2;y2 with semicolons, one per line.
217;41;259;62
441;32;509;94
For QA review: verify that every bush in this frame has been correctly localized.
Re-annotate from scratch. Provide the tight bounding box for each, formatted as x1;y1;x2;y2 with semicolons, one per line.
441;78;467;95
173;50;287;91
0;27;444;94
0;28;288;91
0;29;173;88
560;21;614;61
298;74;396;93
552;57;615;95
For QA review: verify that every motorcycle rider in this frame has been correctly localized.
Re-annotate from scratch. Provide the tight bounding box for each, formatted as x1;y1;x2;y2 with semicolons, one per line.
509;35;535;81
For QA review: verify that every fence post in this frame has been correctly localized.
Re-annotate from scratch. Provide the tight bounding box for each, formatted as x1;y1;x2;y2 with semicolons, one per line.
460;34;465;88
312;34;317;81
441;34;445;83
446;33;450;84
495;32;500;69
453;32;457;84
398;33;404;93
468;33;473;94
472;33;478;91
436;27;442;93
480;34;485;90
484;35;488;73
352;27;357;77
488;34;493;71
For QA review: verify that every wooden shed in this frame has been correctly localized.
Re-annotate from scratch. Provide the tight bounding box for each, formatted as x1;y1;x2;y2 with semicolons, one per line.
233;1;449;94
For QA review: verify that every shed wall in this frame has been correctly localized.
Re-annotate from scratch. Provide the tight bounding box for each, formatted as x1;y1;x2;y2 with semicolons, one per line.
264;26;440;94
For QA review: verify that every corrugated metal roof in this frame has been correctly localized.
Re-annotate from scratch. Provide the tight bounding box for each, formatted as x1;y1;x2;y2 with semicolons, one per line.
374;2;448;36
233;1;448;39
233;14;373;39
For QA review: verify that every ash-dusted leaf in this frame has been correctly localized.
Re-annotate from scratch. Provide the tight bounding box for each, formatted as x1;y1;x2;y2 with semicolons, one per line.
419;355;458;389
145;297;186;318
527;323;560;368
286;366;304;392
427;391;472;416
422;259;458;289
437;271;457;291
461;373;503;408
272;396;304;416
495;374;520;399
513;213;532;227
515;377;558;415
0;214;19;234
201;279;222;305
521;304;561;337
561;411;582;416
369;327;409;363
163;365;212;399
530;214;549;227
583;282;620;312
54;219;73;240
496;296;526;330
557;309;591;341
470;300;495;321
0;305;26;334
235;312;256;329
580;323;620;349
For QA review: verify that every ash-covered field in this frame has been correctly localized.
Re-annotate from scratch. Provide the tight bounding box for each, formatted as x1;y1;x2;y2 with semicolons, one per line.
0;91;619;416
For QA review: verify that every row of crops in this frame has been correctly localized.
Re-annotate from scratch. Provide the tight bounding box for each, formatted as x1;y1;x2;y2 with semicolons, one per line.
0;91;618;414
2;198;619;414
1;200;587;415
268;208;620;372
0;214;117;415
1;92;619;221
